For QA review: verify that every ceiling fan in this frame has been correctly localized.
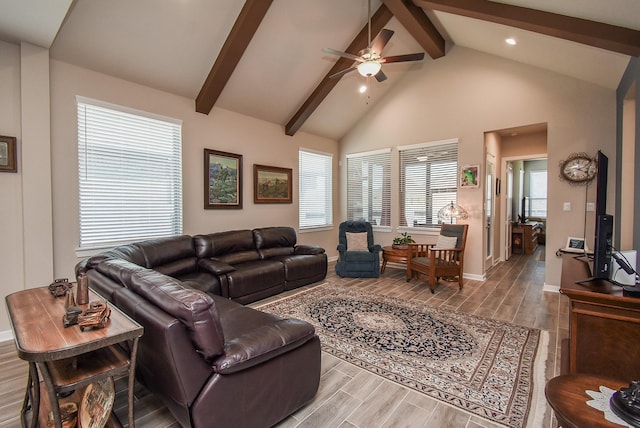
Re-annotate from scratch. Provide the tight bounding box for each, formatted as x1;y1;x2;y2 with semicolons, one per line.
323;0;425;82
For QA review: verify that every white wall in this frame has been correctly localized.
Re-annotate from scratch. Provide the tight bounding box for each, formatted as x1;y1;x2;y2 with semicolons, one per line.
0;41;24;338
340;46;616;286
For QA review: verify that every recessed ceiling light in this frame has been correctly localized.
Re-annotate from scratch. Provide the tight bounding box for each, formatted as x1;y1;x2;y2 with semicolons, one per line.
505;38;517;46
359;85;368;94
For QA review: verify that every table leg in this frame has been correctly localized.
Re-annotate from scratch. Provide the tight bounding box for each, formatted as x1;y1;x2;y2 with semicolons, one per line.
21;362;40;428
128;338;139;428
380;259;387;274
39;362;63;428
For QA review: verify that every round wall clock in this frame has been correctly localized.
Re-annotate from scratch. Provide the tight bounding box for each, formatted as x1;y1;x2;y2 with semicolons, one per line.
559;153;597;183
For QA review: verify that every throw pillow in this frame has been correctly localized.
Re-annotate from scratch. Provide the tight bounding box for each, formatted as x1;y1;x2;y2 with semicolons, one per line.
346;232;369;251
434;235;457;249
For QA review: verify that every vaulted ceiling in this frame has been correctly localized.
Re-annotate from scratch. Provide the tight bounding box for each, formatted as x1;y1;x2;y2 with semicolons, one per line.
2;0;639;140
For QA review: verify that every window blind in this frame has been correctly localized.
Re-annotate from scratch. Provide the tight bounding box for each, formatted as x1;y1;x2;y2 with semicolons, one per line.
77;97;183;249
346;149;391;227
399;139;458;227
299;149;333;229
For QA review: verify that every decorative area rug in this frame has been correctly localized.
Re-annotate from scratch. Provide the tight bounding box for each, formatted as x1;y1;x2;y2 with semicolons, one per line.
258;284;548;428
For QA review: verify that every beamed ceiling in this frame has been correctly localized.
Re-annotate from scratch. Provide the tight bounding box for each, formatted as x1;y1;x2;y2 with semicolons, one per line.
2;0;639;140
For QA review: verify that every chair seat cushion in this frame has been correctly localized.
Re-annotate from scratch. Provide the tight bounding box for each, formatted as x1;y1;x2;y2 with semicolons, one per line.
344;250;378;262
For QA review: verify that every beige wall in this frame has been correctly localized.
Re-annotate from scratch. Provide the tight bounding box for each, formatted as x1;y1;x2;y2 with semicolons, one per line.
340;46;616;286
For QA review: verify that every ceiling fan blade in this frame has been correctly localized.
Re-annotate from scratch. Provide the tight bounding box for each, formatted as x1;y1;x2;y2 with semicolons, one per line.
375;70;387;82
329;67;357;79
380;52;425;63
370;29;394;55
323;47;363;62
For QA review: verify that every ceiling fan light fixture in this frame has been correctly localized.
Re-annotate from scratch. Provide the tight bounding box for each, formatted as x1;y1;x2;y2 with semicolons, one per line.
357;60;381;77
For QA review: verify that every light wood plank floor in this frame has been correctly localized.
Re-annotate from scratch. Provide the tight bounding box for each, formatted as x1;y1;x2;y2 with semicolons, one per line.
0;246;567;428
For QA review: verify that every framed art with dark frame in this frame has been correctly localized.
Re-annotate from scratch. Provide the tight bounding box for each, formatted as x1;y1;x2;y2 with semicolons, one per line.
0;136;17;173
460;164;480;188
204;149;242;209
253;164;292;204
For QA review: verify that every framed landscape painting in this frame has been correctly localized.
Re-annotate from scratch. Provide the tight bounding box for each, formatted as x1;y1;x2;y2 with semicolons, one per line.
460;164;479;188
254;164;292;204
204;149;242;209
0;136;17;173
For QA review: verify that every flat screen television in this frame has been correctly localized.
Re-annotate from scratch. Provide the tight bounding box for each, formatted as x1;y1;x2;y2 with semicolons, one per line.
595;150;608;221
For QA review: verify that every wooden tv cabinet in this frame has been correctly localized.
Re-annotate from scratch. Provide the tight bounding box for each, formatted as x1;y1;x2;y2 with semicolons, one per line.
559;255;640;381
511;222;541;255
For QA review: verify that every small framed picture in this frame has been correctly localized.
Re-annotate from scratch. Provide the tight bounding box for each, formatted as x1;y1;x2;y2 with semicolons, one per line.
460;164;479;188
563;237;588;253
204;149;243;209
0;136;17;173
254;164;292;204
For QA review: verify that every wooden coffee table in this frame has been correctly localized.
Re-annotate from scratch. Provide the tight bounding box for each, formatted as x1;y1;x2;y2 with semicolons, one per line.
6;286;143;428
545;374;629;428
381;245;410;274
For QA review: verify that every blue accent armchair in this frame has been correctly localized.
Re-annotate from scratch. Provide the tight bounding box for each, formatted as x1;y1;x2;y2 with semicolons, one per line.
335;221;382;278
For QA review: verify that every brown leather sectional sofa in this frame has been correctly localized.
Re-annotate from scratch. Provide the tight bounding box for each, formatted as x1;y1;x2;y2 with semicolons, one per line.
76;226;326;427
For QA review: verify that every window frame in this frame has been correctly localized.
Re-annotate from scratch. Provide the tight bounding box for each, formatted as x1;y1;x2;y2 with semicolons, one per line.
398;139;459;230
298;148;333;231
76;96;183;253
346;148;391;229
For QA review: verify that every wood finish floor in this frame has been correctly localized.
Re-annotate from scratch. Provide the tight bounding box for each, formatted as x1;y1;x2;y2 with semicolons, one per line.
0;246;567;428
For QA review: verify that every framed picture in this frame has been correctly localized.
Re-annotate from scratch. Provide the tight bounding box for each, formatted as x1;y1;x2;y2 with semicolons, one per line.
0;136;17;173
204;149;242;209
254;164;292;204
460;164;479;188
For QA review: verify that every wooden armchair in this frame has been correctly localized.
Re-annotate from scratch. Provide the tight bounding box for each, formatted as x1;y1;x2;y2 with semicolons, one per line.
406;224;468;293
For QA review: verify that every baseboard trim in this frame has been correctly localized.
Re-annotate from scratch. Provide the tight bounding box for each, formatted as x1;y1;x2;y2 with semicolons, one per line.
0;330;14;343
543;283;560;293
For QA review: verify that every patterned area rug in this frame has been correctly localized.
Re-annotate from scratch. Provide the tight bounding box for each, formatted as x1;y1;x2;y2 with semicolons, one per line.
258;284;548;428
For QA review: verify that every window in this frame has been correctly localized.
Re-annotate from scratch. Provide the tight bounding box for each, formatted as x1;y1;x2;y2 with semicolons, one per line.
299;149;332;229
399;139;458;227
77;97;183;249
528;170;547;217
346;149;391;227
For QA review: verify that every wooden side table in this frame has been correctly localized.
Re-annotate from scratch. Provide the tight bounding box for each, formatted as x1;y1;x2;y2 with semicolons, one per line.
381;245;409;274
6;286;143;428
545;374;628;428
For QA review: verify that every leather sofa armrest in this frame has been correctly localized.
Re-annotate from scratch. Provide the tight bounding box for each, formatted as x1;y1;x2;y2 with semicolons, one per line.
198;258;236;275
213;318;316;374
294;245;325;255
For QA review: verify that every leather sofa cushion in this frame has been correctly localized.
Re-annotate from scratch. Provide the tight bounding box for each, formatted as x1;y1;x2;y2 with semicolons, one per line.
253;227;297;249
137;235;196;269
226;260;284;298
210;295;316;374
129;269;225;361
154;257;198;277
94;258;147;287
194;230;259;265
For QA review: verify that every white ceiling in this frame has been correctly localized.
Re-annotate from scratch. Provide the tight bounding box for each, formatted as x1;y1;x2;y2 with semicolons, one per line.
1;0;638;140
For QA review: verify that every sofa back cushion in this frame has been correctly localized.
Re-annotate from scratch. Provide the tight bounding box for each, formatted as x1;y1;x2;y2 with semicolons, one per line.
94;258;148;288
253;227;296;259
86;243;146;270
194;230;260;265
128;268;225;361
135;235;197;276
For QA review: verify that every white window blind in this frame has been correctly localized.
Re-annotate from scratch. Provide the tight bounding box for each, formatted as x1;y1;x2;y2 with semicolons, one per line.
346;149;391;227
299;149;333;229
399;139;458;227
528;170;547;218
77;97;183;249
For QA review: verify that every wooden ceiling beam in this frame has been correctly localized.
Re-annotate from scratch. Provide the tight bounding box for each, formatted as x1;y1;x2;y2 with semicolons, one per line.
285;4;394;136
195;0;274;115
382;0;445;59
414;0;640;57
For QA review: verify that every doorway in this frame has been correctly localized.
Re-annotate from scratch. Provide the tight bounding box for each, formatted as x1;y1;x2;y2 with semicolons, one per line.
484;123;548;271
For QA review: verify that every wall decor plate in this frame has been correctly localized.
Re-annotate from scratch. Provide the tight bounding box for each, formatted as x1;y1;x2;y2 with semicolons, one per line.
79;377;115;428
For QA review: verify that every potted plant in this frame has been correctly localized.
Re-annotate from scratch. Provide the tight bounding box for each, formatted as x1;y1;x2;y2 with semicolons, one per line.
392;232;415;249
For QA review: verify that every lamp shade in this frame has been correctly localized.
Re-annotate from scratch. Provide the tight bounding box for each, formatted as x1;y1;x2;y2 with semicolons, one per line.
357;61;381;77
438;201;468;224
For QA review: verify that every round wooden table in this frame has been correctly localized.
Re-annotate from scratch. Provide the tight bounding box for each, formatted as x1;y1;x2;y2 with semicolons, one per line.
545;374;629;428
381;245;410;274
